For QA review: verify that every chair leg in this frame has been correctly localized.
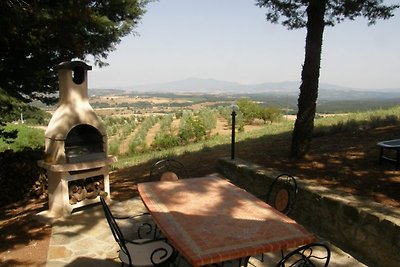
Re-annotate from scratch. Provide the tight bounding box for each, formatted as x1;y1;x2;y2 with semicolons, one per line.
170;248;181;267
239;256;250;267
153;224;161;239
379;147;384;165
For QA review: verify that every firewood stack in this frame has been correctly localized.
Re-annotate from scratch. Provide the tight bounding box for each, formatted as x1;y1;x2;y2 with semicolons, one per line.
69;177;108;205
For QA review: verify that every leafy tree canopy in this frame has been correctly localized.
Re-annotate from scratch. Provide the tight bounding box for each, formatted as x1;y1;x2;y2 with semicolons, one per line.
256;0;399;29
0;0;150;104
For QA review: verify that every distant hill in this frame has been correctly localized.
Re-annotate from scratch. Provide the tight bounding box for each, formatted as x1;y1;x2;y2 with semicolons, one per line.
91;78;400;101
88;88;126;96
123;78;300;94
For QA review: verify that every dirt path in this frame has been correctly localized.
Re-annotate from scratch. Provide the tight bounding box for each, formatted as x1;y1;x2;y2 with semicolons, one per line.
145;122;161;147
119;127;139;155
244;124;263;132
211;116;231;136
211;116;263;135
170;119;180;135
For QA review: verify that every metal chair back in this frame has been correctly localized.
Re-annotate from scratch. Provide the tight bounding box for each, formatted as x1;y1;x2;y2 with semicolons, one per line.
275;242;331;267
266;173;298;215
100;196;132;266
150;158;189;181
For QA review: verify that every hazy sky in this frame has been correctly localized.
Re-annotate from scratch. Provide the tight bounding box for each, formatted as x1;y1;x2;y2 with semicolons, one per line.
89;0;400;90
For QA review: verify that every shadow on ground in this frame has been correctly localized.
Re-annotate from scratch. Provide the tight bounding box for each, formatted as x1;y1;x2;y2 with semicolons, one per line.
111;124;400;207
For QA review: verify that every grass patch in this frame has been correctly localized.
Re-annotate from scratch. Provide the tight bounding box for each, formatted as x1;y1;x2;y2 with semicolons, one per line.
0;124;44;152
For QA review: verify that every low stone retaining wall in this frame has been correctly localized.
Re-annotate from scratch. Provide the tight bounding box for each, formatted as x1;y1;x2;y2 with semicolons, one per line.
216;157;400;267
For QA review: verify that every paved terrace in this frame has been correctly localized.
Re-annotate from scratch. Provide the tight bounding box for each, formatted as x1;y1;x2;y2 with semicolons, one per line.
37;187;368;266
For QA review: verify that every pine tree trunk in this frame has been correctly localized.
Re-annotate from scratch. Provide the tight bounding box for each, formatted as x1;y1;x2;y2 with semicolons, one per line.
290;0;326;158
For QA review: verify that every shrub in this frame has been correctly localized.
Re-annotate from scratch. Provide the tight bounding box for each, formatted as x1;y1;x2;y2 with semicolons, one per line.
108;139;120;155
152;134;181;149
197;108;217;135
237;98;260;123
260;106;282;124
179;113;206;144
0;148;46;207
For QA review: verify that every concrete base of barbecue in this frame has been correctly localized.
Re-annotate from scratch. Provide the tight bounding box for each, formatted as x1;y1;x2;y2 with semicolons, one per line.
38;156;116;217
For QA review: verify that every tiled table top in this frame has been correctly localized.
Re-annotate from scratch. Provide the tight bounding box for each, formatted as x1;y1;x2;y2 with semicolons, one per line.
138;177;315;266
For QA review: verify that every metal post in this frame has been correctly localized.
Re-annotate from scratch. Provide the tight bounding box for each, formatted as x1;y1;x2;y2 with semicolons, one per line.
231;110;236;160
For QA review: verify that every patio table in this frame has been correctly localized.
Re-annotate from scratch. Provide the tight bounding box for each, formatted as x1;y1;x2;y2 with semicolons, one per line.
138;177;315;266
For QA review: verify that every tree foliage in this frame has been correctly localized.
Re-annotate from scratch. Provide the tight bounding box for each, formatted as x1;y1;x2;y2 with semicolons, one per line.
256;0;399;158
197;108;217;135
237;98;260;123
236;98;282;124
256;0;397;28
260;106;281;124
0;0;150;104
179;111;206;144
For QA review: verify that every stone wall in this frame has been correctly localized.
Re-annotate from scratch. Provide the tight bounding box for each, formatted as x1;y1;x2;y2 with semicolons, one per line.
216;157;400;267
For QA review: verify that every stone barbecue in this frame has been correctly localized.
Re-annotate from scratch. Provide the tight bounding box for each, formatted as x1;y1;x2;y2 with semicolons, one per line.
38;60;116;217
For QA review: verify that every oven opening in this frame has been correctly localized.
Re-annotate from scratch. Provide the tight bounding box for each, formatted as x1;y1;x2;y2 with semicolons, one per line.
65;124;105;163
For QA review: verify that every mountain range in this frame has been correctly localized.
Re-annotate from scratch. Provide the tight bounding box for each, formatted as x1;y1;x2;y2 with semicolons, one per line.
94;78;400;101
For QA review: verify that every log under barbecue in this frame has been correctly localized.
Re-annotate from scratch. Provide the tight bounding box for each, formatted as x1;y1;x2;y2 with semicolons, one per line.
68;176;108;204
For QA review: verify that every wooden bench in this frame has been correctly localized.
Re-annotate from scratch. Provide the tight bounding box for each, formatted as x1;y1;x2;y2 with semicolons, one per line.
377;139;400;170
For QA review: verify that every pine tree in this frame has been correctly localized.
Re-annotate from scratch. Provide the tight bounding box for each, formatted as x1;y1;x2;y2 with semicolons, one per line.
256;0;399;158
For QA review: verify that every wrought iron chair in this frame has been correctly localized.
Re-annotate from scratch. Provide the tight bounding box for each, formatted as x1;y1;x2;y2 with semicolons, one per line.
266;173;298;215
275;242;331;267
255;173;298;264
100;196;177;267
149;158;189;238
150;158;189;181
